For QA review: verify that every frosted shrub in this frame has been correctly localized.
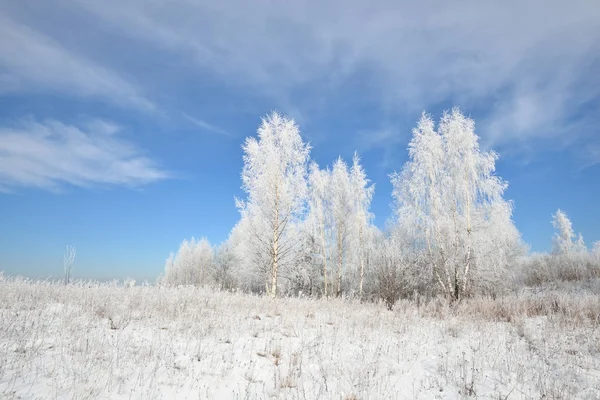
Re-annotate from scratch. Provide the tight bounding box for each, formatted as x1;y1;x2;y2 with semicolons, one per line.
521;252;600;286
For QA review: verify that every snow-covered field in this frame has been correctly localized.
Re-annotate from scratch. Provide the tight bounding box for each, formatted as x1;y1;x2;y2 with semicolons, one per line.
1;277;599;399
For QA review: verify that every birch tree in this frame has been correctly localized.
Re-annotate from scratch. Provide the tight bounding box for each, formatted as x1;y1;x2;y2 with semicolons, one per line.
63;245;76;285
224;215;270;292
549;208;591;280
349;153;375;298
551;209;578;255
391;112;445;295
330;157;354;296
237;112;310;297
392;109;521;301
304;154;374;297
592;241;600;264
306;162;331;295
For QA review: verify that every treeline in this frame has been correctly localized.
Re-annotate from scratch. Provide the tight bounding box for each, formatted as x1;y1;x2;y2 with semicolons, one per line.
159;109;600;307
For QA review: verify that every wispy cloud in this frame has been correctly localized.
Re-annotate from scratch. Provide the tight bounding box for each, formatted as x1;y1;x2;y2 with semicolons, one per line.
0;16;153;111
351;127;408;169
0;119;169;192
67;0;599;150
181;112;230;137
355;128;403;152
2;0;599;162
583;143;600;168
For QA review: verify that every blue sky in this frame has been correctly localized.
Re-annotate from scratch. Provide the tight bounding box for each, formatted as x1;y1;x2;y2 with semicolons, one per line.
1;1;599;281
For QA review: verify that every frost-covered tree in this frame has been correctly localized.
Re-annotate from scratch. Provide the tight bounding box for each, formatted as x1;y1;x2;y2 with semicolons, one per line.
228;213;270;292
359;224;385;297
330;157;354;296
282;222;322;296
372;237;405;310
302;154;374;298
237;112;310;297
306;162;331;295
63;245;76;285
593;241;600;260
392;109;521;301
551;209;589;256
163;237;214;286
547;208;592;280
349;153;375;297
520;211;599;285
213;242;238;290
551;209;577;255
590;241;600;270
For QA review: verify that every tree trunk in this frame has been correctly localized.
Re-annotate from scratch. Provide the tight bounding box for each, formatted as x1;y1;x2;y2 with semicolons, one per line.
271;183;280;298
461;172;472;298
451;206;460;301
337;228;343;297
358;223;364;298
320;222;328;297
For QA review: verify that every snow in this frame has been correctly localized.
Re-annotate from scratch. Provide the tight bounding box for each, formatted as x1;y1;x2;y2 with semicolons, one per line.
1;279;599;399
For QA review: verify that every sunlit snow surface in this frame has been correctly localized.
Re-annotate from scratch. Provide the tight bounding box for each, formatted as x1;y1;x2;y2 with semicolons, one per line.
1;278;599;399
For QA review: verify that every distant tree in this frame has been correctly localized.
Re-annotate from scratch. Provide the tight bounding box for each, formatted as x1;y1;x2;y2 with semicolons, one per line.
123;278;136;288
521;210;599;285
551;209;578;255
163;237;214;286
236;112;311;297
593;241;600;262
391;109;521;301
591;241;600;276
213;242;238;290
63;245;76;285
551;209;589;258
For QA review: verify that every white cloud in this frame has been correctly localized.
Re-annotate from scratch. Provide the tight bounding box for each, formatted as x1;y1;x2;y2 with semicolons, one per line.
0;16;153;111
2;0;599;160
583;143;600;168
66;0;599;147
0;119;169;191
182;112;230;137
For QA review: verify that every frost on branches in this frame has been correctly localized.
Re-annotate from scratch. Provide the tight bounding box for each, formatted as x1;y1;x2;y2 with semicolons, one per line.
305;162;332;295
520;209;600;285
391;108;521;301
163;237;214;286
302;154;375;298
330;157;354;297
159;108;534;303
551;209;586;256
349;153;375;297
225;113;376;298
236;112;311;298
